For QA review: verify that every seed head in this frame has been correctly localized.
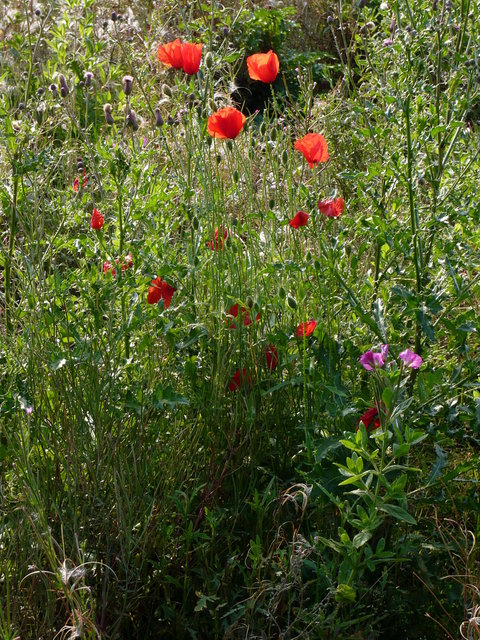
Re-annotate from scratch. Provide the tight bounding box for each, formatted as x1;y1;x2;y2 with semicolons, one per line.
122;75;133;96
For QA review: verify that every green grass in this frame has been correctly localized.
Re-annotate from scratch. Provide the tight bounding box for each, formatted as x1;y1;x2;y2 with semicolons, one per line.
0;0;479;638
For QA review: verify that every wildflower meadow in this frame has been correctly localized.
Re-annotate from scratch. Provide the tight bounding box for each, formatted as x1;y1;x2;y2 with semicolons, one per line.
0;0;479;638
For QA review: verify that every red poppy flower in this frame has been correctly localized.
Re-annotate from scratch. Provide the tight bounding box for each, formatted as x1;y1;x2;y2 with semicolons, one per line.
265;344;279;370
289;211;309;229
90;208;104;230
103;261;115;277
207;107;246;140
123;252;133;269
157;39;184;69
73;170;87;192
182;42;202;74
226;303;260;328
296;320;317;338
357;406;381;431
294;133;329;168
318;198;345;218
147;277;176;308
207;227;228;251
228;368;252;392
247;50;280;83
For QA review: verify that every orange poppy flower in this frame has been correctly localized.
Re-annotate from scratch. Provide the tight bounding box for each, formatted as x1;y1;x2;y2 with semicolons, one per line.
90;208;104;229
73;169;87;192
207;107;246;140
318;198;345;218
147;277;176;308
289;211;309;228
296;320;317;338
294;133;329;168
157;39;184;69
182;42;202;74
247;50;280;83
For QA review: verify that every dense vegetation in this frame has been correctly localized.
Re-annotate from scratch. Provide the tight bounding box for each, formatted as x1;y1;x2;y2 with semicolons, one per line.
0;0;479;638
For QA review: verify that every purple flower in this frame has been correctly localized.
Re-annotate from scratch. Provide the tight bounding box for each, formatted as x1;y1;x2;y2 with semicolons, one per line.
399;349;422;369
360;344;389;371
383;38;393;47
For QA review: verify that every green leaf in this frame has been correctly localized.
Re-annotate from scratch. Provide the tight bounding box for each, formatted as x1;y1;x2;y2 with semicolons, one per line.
378;503;416;525
353;530;372;549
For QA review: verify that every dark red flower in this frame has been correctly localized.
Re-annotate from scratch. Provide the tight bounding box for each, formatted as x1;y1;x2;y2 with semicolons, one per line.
103;253;133;278
157;39;184;69
182;42;202;74
227;303;260;328
247;50;280;83
147;277;176;308
73;170;87;192
207;107;246;140
90;208;104;230
228;368;252;392
294;133;329;168
296;320;317;338
289;211;309;229
318;197;345;218
357;406;381;431
265;344;279;370
208;227;228;251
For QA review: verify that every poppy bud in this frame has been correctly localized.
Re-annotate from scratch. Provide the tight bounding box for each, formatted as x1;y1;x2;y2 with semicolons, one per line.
205;51;214;69
111;11;117;21
126;109;139;131
281;150;289;165
259;121;266;136
269;128;277;141
269;199;275;210
216;154;222;164
287;296;297;310
154;108;164;127
278;286;286;299
246;296;254;309
314;260;321;271
84;71;93;87
226;140;233;151
306;251;312;262
233;170;239;183
123;75;133;95
192;216;199;229
58;74;69;97
162;83;172;98
103;103;114;125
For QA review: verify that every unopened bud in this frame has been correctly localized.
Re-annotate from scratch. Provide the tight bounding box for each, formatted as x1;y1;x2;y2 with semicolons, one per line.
246;296;254;309
226;140;233;151
278;286;286;299
205;52;214;69
162;83;172;98
111;11;117;21
103;103;114;125
126;109;139;130
84;71;93;87
58;74;69;98
49;83;58;96
281;150;289;165
327;15;334;24
233;170;239;183
287;296;297;310
192;217;199;230
154;108;164;127
269;128;277;141
123;75;133;96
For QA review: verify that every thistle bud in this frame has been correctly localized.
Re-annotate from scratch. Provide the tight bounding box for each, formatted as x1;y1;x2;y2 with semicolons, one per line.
327;15;334;24
126;109;139;131
162;83;172;98
84;71;93;87
205;52;214;69
35;8;41;16
58;74;69;98
77;158;84;171
103;103;114;125
111;11;117;21
154;108;164;127
49;83;58;97
123;75;133;96
37;87;44;96
222;26;229;37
